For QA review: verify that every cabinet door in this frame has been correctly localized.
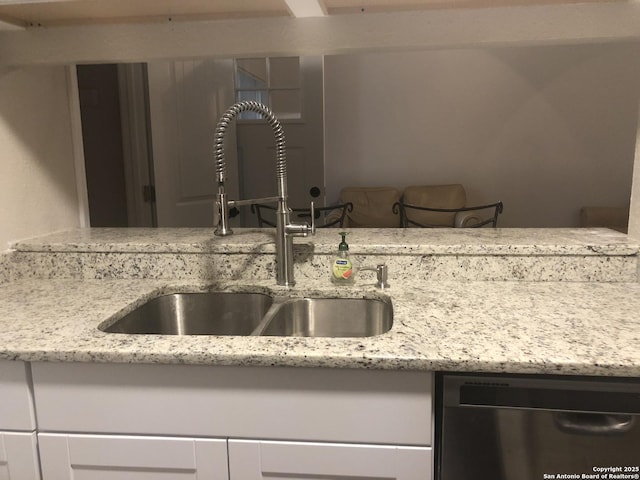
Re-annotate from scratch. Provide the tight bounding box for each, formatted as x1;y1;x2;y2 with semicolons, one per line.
0;432;40;480
0;361;36;431
228;439;432;480
39;433;228;479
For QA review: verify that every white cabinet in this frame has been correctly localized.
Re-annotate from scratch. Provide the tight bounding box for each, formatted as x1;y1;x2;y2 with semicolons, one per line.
0;432;40;480
38;434;228;480
36;435;432;480
31;362;432;445
0;360;36;431
228;439;432;480
0;361;40;480
30;362;434;480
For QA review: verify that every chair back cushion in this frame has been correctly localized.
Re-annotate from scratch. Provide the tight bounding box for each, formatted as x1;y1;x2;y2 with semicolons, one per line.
340;187;401;227
403;184;466;227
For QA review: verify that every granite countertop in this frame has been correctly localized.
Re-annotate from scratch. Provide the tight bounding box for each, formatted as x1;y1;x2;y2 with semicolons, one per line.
1;276;640;376
12;227;639;256
2;227;640;377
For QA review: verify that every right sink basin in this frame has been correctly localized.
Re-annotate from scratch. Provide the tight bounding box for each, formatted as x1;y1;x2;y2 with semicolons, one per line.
258;297;393;338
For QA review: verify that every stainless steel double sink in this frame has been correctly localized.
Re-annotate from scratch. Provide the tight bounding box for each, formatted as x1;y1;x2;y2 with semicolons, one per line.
100;292;393;338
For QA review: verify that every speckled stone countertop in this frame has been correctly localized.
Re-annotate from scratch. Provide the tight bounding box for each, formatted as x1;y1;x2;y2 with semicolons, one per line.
1;277;639;376
12;227;639;256
1;227;640;377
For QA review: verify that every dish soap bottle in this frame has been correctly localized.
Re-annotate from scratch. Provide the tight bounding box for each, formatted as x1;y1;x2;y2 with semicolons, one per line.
331;232;355;285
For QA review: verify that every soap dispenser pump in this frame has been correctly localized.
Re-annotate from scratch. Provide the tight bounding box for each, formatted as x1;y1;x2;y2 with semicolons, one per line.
331;232;354;285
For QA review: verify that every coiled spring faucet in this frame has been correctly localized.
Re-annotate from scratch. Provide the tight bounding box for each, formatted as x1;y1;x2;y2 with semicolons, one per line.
213;101;315;287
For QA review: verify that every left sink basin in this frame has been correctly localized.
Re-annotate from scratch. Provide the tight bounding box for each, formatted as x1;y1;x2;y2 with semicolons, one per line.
101;292;273;336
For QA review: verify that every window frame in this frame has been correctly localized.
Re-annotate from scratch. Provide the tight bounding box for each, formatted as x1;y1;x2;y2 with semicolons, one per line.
234;56;303;123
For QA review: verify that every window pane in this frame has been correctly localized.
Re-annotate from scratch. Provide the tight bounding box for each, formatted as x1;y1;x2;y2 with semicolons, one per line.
236;58;267;89
236;90;268;119
269;57;300;89
270;89;301;120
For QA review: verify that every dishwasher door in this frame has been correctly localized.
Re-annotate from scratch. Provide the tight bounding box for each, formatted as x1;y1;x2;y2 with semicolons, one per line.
438;374;640;480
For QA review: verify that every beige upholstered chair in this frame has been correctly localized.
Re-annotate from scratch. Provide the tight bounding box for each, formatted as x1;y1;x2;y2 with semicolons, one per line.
401;184;466;227
395;184;503;228
338;187;402;227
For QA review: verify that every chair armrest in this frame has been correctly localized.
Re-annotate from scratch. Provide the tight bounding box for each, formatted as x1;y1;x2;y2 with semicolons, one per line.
454;211;483;227
324;208;342;224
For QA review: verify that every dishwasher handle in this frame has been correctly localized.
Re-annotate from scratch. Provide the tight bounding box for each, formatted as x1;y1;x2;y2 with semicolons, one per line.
453;382;640;415
554;412;635;436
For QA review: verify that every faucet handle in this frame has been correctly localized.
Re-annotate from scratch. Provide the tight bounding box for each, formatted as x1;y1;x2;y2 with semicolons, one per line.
309;201;316;235
285;201;317;237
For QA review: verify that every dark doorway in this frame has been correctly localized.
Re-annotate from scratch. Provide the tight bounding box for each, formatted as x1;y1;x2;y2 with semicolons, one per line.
77;64;129;227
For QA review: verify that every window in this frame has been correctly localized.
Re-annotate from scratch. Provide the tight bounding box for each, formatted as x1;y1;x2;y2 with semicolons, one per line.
235;57;301;120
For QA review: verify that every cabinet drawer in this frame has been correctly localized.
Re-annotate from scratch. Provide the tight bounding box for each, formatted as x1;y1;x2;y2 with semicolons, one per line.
38;433;228;479
31;362;432;445
229;439;432;480
0;360;36;431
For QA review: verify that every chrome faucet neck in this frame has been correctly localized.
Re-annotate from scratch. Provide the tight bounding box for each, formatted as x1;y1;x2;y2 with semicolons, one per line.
213;101;314;286
214;100;287;187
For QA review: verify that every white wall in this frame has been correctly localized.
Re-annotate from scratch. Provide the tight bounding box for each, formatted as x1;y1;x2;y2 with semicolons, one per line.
324;43;640;227
630;119;640;238
0;66;80;251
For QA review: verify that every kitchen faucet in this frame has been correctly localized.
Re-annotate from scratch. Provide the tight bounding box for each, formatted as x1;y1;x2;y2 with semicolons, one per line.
213;101;315;287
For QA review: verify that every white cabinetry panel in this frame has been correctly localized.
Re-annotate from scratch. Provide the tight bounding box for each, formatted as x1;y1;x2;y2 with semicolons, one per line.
32;362;432;445
0;360;35;430
0;432;40;480
38;433;228;479
228;439;432;480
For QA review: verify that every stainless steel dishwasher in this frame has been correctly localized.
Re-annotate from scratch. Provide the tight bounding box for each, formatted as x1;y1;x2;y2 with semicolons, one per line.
437;374;640;480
